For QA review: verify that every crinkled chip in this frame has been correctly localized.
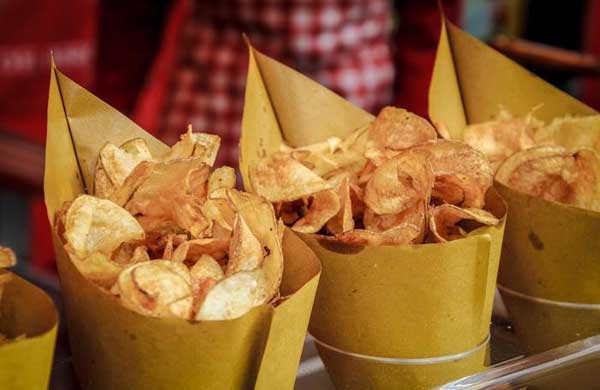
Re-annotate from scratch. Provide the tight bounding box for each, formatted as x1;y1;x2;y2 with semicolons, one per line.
249;152;332;202
365;106;437;165
208;166;236;199
227;213;264;275
464;110;540;169
117;260;193;319
195;269;267;320
364;150;433;215
495;145;600;211
429;204;499;242
64;195;145;258
292;189;341;234
108;160;154;207
413;140;493;208
0;246;16;268
363;201;427;244
326;174;355;234
164;127;221;166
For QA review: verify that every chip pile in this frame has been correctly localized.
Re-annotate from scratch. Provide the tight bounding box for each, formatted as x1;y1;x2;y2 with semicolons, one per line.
57;129;284;321
249;106;500;245
464;110;600;211
0;246;19;345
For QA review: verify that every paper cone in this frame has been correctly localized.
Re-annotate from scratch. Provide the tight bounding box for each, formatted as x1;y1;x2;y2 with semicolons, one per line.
0;272;58;390
240;44;507;389
44;63;321;390
429;19;600;352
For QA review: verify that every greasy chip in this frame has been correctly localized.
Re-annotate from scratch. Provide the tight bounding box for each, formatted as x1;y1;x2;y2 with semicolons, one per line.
117;260;193;319
363;201;427;244
249;152;332;202
365;106;437;165
292;189;341;234
164;127;221;166
64;195;145;258
364;150;433;215
325;224;421;246
326;174;355;234
429;204;499;242
227;213;264;275
495;145;600;211
534;115;600;152
208;166;236;199
99;141;151;189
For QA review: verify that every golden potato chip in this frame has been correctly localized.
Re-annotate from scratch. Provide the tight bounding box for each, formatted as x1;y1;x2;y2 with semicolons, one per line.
164;127;221;166
93;159;115;199
201;198;235;231
412;140;493;208
292;189;341;234
429;204;499;242
227;214;264;275
227;189;283;304
0;246;16;268
495;145;600;211
117;260;193;319
125;158;211;236
326;174;355;234
99;142;151;188
534;115;600;152
463;110;540;169
108;160;154;207
365;106;437;165
171;237;230;262
363;201;427;244
190;254;224;283
208;166;236;198
111;242;150;265
364;150;433;215
64;195;145;258
120;138;153;160
249;152;332;202
195;269;266;320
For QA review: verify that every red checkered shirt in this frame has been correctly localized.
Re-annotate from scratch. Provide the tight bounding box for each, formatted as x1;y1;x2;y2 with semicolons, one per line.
158;0;394;169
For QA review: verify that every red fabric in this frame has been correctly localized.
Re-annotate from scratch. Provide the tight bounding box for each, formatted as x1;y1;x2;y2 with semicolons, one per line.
157;0;395;169
0;0;97;144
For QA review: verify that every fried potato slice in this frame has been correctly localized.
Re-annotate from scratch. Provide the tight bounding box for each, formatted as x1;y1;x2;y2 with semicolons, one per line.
364;150;434;215
208;166;236;199
324;224;421;246
429;204;499;242
535;115;600;152
495;146;600;211
201;198;235;231
227;213;264;275
99;141;151;189
93;159;115;199
117;260;193;319
363;201;427;243
464;110;541;169
69;251;125;289
195;269;267;320
326;174;355;234
0;246;16;268
412;140;493;208
164;127;221;166
249;152;332;202
190;254;224;283
64;195;145;258
292;189;341;234
125;158;211;236
365;106;437;165
120;138;153;160
171;237;230;262
227;189;283;304
108;160;154;207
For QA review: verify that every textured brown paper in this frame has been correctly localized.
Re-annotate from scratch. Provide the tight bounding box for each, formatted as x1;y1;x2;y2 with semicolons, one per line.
44;63;320;390
240;43;507;389
0;272;58;390
429;19;600;352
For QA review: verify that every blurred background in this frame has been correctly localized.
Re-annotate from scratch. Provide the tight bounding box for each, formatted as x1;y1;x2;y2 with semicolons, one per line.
1;0;599;279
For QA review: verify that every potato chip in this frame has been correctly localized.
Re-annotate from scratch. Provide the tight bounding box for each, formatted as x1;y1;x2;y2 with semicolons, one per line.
292;189;341;234
99;142;151;188
93;159;115;199
534;115;600;152
111;242;150;265
365;106;437;165
226;213;264;275
429;204;499;242
69;251;125;289
227;189;284;304
201;198;235;231
0;246;16;268
495;145;600;211
412;140;493;208
208;166;236;199
164;126;221;166
171;237;230;262
195;269;266;320
117;260;193;319
364;150;433;215
190;254;224;283
64;195;145;258
323;224;421;246
463;110;541;169
125;158;211;236
326;174;355;234
107;160;154;207
249;152;332;202
120;138;153;160
363;201;427;244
